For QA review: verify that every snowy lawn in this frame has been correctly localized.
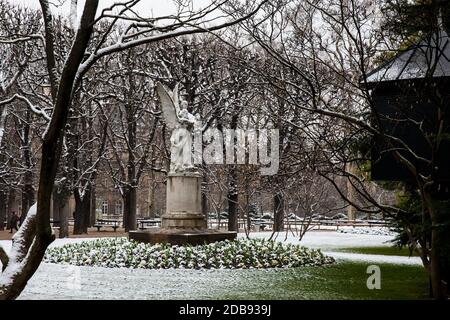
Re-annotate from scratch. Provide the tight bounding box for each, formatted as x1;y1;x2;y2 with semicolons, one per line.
239;231;422;265
16;260;428;300
0;230;427;299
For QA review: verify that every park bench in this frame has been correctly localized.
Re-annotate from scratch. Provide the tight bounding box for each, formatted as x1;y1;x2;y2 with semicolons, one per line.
94;219;120;232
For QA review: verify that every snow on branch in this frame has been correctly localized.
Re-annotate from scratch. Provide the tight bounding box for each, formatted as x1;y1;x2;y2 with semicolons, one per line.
74;0;269;87
0;94;51;121
0;34;44;45
0;203;37;289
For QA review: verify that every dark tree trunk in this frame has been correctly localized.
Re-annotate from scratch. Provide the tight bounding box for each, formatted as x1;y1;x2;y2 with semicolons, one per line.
81;188;93;231
0;191;6;230
123;186;136;232
21;173;34;225
123;191;128;230
90;186;96;227
245;189;251;231
227;166;238;231
73;187;91;234
20;110;34;224
428;194;450;299
52;192;69;238
273;192;284;232
58;203;69;238
123;84;137;231
6;189;17;229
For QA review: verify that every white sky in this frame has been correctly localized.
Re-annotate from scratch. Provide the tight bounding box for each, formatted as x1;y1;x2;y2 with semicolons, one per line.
7;0;213;19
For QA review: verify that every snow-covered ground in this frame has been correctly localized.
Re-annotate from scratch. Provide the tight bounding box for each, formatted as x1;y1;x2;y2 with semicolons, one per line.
241;230;395;249
239;231;421;265
20;263;250;300
337;226;396;236
0;230;422;299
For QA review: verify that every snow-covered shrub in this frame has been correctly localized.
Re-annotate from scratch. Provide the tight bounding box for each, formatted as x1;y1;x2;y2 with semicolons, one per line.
44;238;335;269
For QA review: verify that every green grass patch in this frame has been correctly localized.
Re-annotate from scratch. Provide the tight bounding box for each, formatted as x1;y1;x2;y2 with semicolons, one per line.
335;246;419;257
214;261;429;300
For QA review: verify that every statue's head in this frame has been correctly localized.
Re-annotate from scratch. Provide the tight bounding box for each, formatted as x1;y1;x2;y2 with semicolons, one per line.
180;100;188;110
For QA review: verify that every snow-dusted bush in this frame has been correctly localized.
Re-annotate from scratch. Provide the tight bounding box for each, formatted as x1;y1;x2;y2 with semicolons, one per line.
44;238;334;269
337;227;396;236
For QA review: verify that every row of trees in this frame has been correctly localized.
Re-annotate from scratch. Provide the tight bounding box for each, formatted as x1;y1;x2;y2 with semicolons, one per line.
0;0;448;299
0;0;275;300
0;1;351;237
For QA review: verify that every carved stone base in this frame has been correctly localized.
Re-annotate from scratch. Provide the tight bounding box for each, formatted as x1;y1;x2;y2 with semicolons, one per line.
129;229;237;246
161;212;207;229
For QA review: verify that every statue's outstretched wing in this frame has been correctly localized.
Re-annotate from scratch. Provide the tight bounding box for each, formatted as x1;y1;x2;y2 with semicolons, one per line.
172;83;180;114
156;82;179;130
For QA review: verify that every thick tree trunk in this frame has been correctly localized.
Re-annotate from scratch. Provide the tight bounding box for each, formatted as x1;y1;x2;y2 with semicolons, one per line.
52;191;69;238
123;186;137;232
430;227;445;299
21;175;34;225
59;201;69;238
346;163;357;221
0;204;53;300
428;196;450;299
59;213;69;238
123;84;137;232
245;191;251;231
227;166;238;231
273;192;284;232
81;189;92;231
0;191;6;230
73;196;83;235
129;188;136;231
51;193;59;223
20;110;34;224
90;187;96;227
123;192;128;230
6;189;17;229
73;188;91;235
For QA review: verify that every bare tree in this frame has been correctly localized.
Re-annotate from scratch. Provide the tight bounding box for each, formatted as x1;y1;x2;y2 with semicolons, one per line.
0;0;266;299
245;0;449;298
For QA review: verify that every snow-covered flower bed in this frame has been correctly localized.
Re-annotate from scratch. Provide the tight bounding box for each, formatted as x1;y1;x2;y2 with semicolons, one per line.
337;227;396;236
44;238;335;269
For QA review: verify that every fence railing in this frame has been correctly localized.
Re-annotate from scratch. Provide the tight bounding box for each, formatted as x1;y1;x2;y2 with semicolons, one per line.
208;218;388;231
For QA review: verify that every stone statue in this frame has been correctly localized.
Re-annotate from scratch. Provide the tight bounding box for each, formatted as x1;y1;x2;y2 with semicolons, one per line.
129;83;237;245
156;82;198;174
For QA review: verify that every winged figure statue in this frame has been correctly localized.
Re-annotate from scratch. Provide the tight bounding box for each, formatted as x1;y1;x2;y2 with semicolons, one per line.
156;82;198;174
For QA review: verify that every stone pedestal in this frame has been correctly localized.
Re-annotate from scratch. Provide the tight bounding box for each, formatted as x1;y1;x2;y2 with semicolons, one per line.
162;174;206;229
129;172;236;245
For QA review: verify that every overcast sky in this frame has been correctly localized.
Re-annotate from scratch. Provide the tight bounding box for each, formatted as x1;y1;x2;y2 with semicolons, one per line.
7;0;213;19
